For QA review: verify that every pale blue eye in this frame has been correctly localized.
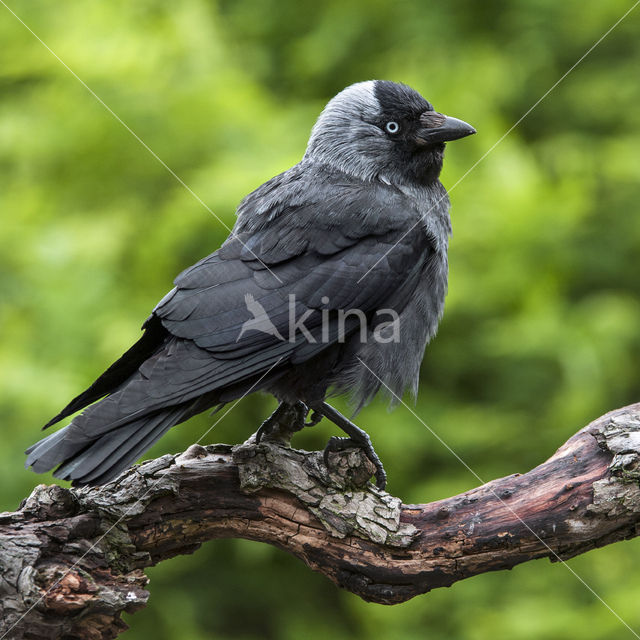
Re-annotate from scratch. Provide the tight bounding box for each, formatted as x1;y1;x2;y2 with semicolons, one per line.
385;121;400;134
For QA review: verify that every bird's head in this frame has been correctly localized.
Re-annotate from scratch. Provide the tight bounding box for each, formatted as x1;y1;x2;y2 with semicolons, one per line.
304;80;475;185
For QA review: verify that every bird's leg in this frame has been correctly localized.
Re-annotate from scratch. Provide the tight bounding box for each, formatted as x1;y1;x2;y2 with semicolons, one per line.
309;401;387;490
255;401;309;446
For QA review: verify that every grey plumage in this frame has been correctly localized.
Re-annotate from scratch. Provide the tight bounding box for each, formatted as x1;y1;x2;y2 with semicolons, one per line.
25;80;475;486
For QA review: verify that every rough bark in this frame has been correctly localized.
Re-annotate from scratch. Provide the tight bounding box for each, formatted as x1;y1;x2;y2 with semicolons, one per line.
2;403;640;639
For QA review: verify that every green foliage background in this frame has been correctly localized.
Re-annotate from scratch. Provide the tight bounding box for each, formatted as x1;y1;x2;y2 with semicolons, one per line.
2;1;640;638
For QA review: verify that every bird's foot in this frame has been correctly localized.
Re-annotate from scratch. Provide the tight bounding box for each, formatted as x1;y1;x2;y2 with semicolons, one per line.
323;434;387;490
255;401;309;445
312;401;387;490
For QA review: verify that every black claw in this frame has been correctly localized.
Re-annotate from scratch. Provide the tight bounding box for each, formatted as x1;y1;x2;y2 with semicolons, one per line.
311;402;387;490
358;438;387;490
322;436;353;466
255;414;277;444
305;411;322;427
373;464;387;490
322;435;387;490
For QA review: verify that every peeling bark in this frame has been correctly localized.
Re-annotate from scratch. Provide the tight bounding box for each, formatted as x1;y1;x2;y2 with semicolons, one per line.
2;403;640;639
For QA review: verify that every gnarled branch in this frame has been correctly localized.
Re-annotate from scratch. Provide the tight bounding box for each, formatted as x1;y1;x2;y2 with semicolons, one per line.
2;403;640;639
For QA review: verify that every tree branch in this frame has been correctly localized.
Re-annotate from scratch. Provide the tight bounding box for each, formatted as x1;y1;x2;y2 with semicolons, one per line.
3;403;640;639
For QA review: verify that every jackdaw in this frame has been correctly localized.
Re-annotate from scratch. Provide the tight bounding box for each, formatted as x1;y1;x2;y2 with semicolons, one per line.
25;80;475;489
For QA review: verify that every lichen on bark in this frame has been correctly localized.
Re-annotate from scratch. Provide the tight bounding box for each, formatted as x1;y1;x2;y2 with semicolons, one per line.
234;440;418;546
3;403;640;639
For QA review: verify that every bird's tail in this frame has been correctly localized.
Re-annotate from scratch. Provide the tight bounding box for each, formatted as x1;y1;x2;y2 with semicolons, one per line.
25;402;196;486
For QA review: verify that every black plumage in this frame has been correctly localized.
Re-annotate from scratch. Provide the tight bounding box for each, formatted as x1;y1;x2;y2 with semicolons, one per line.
25;80;474;487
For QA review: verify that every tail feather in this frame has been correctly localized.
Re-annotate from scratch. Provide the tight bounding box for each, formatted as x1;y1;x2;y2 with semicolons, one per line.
77;413;183;485
53;419;153;482
26;321;287;486
60;405;188;485
25;428;81;473
26;401;198;486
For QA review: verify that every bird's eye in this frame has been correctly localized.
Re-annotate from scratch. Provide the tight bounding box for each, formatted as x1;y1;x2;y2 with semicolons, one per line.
385;121;400;134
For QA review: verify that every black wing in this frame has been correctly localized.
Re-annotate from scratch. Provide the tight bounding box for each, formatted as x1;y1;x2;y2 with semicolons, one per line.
27;180;433;484
79;221;431;427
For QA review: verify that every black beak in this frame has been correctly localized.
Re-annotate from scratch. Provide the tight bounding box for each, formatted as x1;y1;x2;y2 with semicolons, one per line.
416;112;476;145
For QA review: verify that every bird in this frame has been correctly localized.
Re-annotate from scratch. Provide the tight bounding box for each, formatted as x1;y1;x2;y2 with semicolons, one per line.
25;80;475;489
